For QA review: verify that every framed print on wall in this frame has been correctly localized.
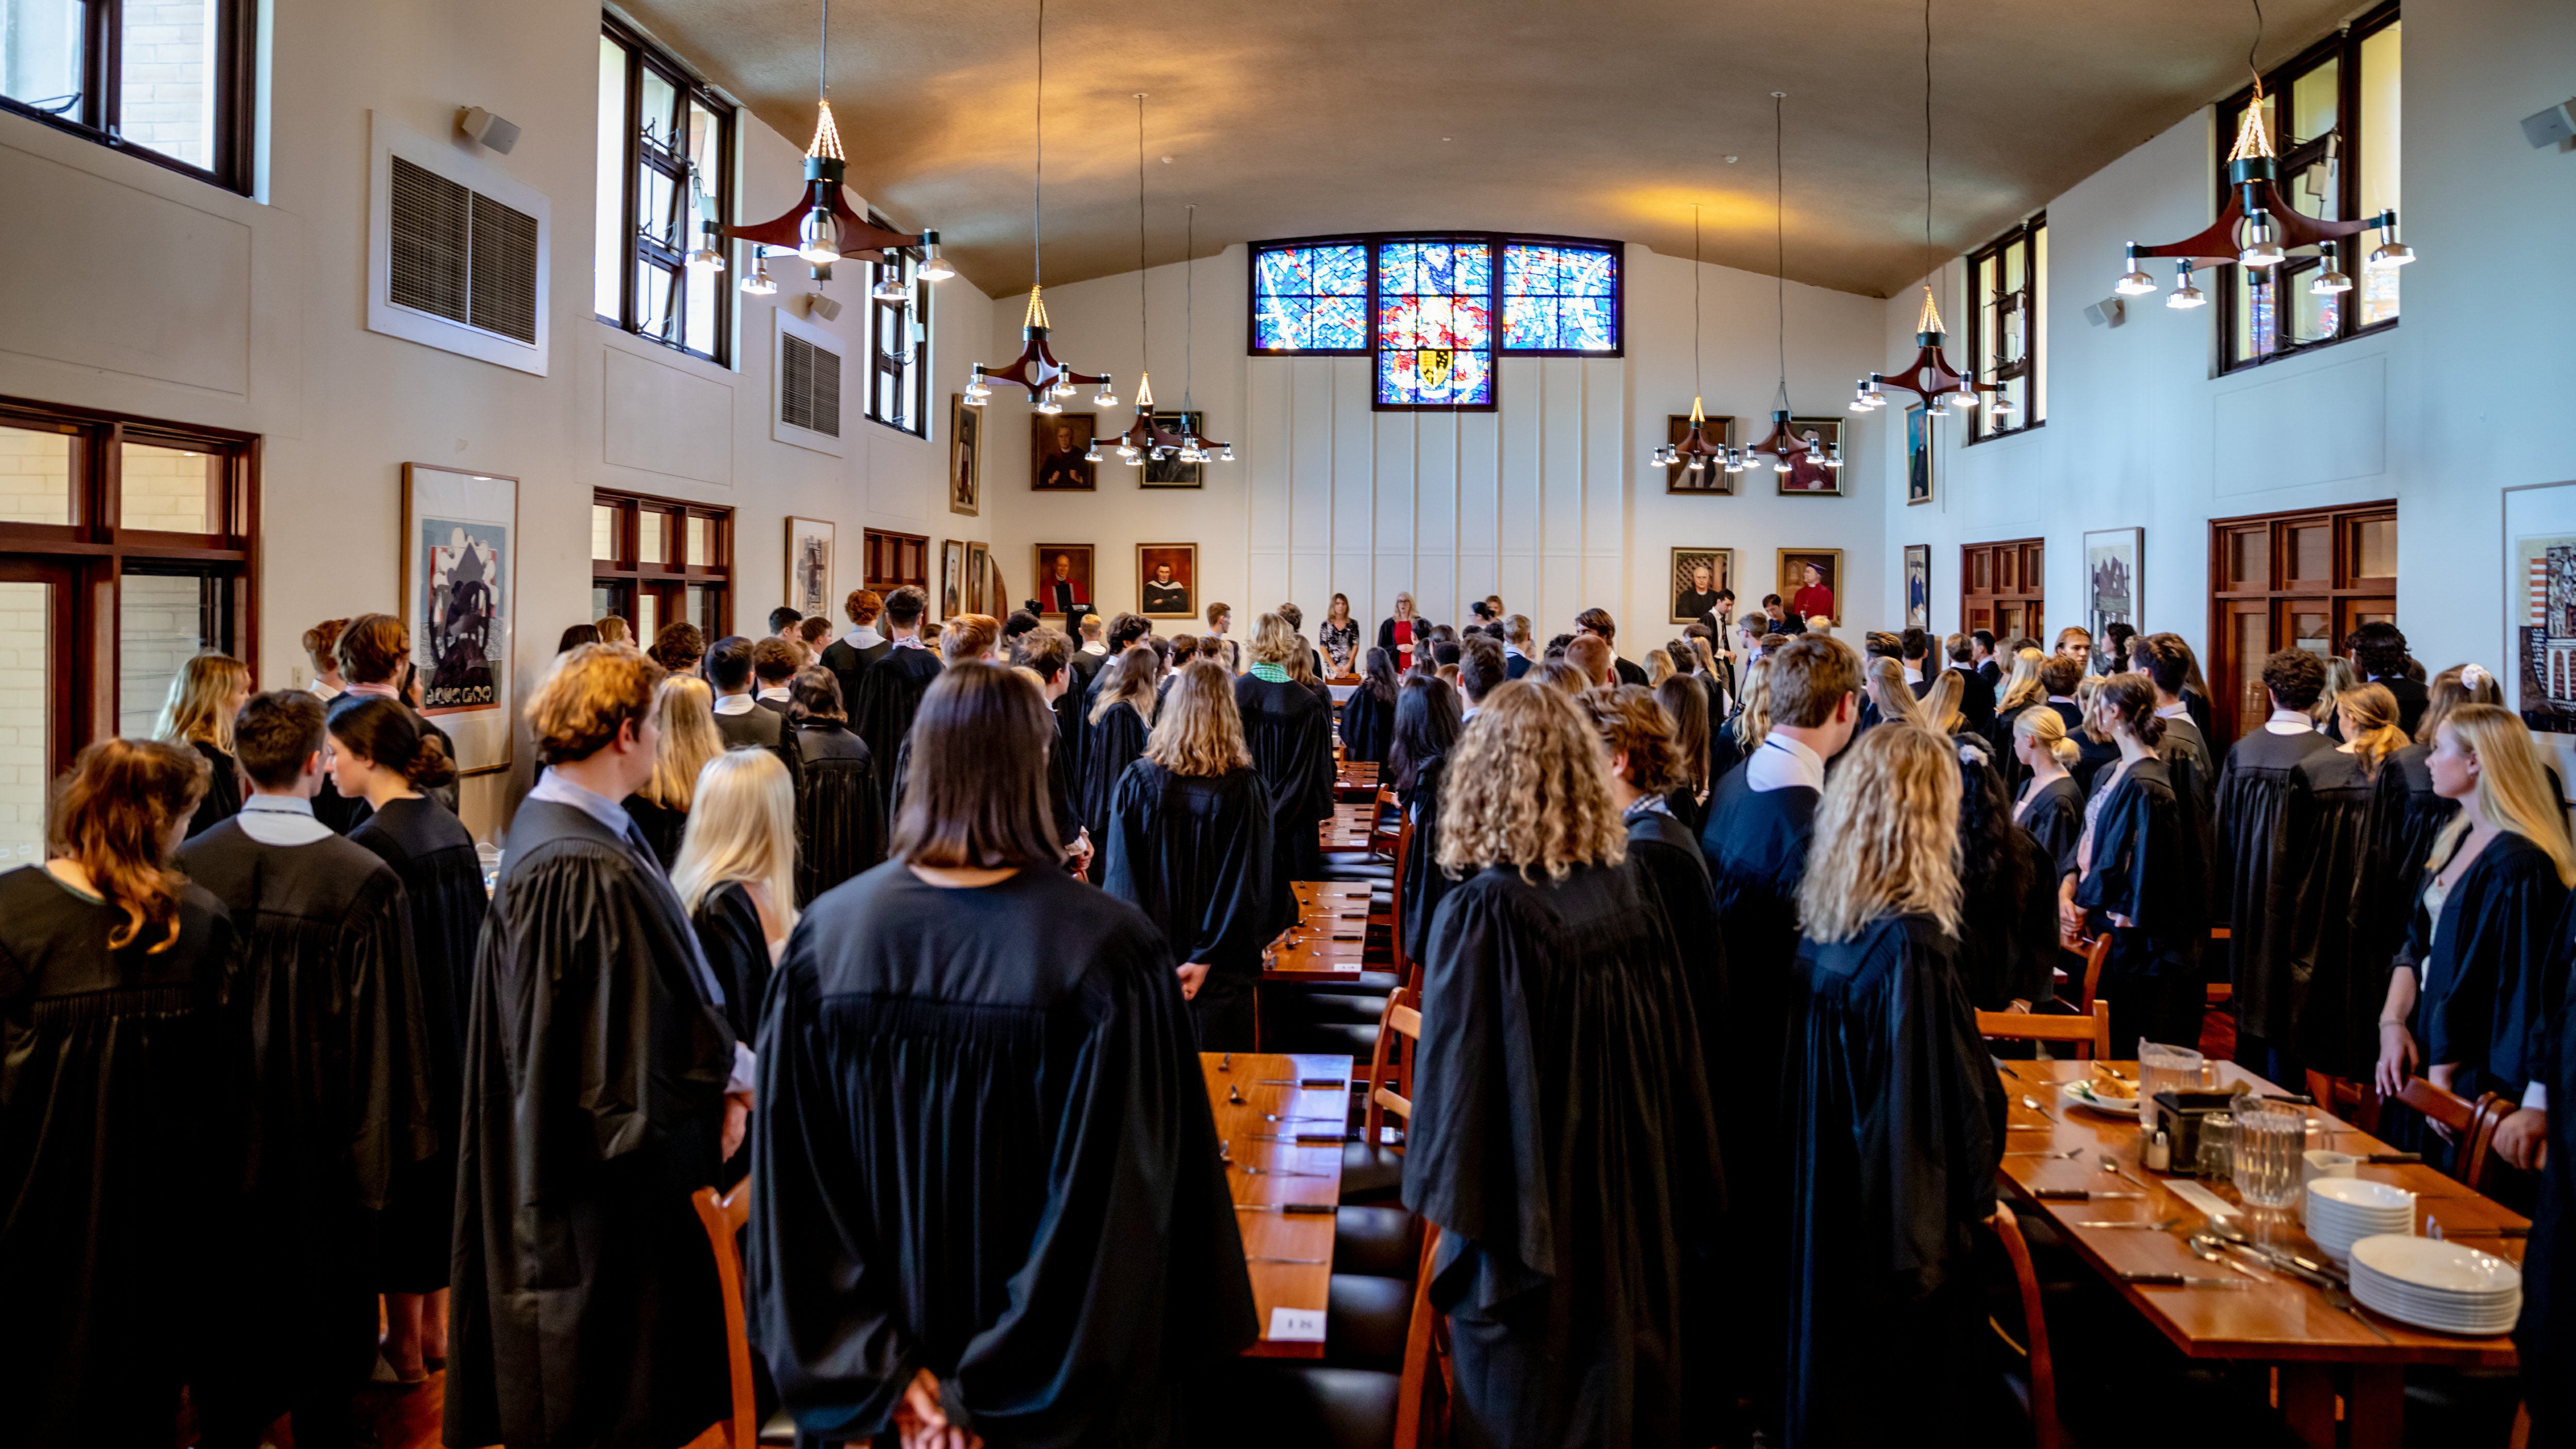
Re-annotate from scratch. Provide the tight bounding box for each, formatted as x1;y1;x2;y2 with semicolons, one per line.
1903;545;1931;630
948;396;981;515
1663;414;1736;494
401;463;516;774
1782;417;1845;497
786;517;834;621
1032;543;1094;619
941;540;966;620
2505;480;2576;735
1138;543;1198;617
1669;548;1735;625
966;543;990;617
1033;413;1098;492
2081;528;2142;646
1904;405;1936;506
1139;412;1209;488
1775;547;1844;629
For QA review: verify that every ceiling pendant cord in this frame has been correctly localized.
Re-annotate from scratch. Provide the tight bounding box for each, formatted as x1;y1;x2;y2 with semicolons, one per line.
1135;93;1149;375
1184;203;1197;410
1032;0;1044;289
819;0;827;102
2248;0;2266;99
1774;89;1789;417
1691;204;1703;402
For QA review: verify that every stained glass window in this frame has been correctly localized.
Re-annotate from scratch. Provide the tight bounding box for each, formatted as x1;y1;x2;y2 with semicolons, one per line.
1375;240;1493;407
1500;243;1619;352
1252;243;1369;352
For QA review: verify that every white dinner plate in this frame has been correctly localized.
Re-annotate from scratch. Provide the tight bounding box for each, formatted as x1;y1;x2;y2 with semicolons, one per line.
2063;1080;2140;1116
2350;1234;2522;1295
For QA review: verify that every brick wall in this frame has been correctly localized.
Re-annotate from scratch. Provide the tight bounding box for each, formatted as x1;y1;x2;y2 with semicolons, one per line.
0;428;70;526
119;574;208;739
117;0;217;170
121;443;216;531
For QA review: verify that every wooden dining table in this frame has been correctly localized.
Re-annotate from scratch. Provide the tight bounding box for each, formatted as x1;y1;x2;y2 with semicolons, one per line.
1319;802;1376;851
1996;1057;2526;1449
1334;760;1381;802
1203;1051;1353;1358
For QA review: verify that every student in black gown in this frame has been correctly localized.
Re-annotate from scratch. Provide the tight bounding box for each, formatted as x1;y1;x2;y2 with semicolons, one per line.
2374;704;2575;1144
1388;673;1463;966
752;635;802;716
336;613;461;815
2073;673;2211;1055
2282;684;2412;1087
708;634;798;778
1584;684;1726;1098
1235;612;1337;917
1102;658;1277;1048
2139;634;2218;819
784;665;886;905
1084;643;1162;854
2507;891;2576;1441
0;739;237;1448
304;617;373;833
848;585;945;814
1338;646;1400;764
328;694;486;1383
2381;665;2506;904
1986;648;2045;794
1011;625;1095;873
1403;680;1721;1449
447;644;745;1449
2011;706;2086;938
156;650;250;837
672;748;799;1046
1955;731;2061;1014
2216;648;2335;1082
1656;670;1714;836
623;674;725;868
178;692;433;1445
749;662;1254;1445
1783;723;2007;1449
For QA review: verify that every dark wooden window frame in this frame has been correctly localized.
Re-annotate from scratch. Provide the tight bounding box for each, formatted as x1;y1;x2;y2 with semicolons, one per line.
0;0;258;194
2206;498;2398;742
2213;2;2402;376
592;486;732;642
1246;230;1628;413
0;393;260;782
1963;215;2045;445
861;528;930;593
1959;537;2046;644
598;16;735;366
864;224;930;438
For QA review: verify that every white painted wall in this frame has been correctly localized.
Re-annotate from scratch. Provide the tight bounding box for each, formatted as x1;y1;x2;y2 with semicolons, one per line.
0;0;997;838
985;243;1887;658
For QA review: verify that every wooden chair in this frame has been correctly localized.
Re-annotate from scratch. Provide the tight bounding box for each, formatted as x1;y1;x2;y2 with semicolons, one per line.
2389;1076;2512;1192
1976;1001;2112;1060
689;1181;796;1447
1984;1203;2064;1449
1386;817;1415;985
1369;784;1402;859
1393;1221;1452;1449
1365;985;1423;1147
2304;1071;2383;1134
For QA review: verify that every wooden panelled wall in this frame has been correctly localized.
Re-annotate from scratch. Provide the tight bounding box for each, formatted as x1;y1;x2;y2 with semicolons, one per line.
1243;356;1627;636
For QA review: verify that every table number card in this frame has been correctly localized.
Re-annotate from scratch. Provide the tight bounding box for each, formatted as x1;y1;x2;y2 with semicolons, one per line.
1267;1306;1327;1342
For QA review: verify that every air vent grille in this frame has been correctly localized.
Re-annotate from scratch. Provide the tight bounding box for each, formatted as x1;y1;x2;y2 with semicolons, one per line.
468;194;540;344
781;333;841;437
386;155;540;346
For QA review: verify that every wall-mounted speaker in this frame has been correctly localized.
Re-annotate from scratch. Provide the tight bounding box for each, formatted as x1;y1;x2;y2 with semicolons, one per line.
2083;297;2126;329
457;106;521;155
799;292;843;323
2523;101;2575;149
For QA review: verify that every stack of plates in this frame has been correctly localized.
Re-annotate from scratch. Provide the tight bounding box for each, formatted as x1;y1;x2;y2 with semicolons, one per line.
2305;1178;2415;1261
2348;1235;2522;1336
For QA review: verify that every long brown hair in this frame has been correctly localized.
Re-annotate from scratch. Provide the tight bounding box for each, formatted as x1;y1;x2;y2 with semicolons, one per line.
327;694;460;789
155;652;249;753
2417;663;2502;746
1655;675;1711;800
1090;643;1161;726
51;738;209;952
891;663;1064;868
1437;681;1624;881
2334;683;2407;780
1145;660;1253;777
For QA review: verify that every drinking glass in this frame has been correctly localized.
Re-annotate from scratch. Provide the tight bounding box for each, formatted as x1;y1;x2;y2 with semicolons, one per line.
2233;1100;2306;1209
2196;1112;2235;1180
2138;1041;2205;1141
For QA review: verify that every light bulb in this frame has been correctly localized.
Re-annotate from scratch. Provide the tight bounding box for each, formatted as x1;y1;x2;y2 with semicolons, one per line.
964;376;991;398
2239;218;2284;269
2313;268;2351;295
2368;240;2415;268
688;238;726;274
2114;267;2157;297
796;206;839;265
2167;262;2206;310
1989;394;2017;420
739;257;777;295
960;391;987;408
1220;446;1234;462
1724;452;1745;474
870;260;909;303
1950;389;1979;411
918;247;955;281
1122;450;1143;466
1773;458;1791;473
1686;455;1705;473
1035;397;1063;415
1117;442;1139;458
1822;449;1844;469
1082;443;1101;462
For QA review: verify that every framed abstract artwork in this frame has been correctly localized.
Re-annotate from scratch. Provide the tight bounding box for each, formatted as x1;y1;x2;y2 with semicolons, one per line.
786;516;834;621
2081;528;2142;646
401;463;517;774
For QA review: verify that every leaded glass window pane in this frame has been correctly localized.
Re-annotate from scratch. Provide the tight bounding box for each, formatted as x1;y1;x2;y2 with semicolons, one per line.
1499;242;1618;351
1251;243;1368;352
1375;239;1492;406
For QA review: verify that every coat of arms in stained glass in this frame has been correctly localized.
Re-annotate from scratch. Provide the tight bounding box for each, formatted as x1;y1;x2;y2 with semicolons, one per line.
1374;240;1493;406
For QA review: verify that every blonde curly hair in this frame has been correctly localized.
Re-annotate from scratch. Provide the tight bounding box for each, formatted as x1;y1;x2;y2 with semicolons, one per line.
1795;724;1962;943
1436;680;1624;881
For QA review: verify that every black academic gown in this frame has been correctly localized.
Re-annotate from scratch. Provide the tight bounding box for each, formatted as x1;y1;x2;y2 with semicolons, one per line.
1235;675;1335;916
2378;742;2455;903
2015;774;2085;887
689;880;772;1042
820;635;890;719
2282;751;2401;1081
1402;862;1722;1449
1339;686;1397;765
1957;825;2063;1013
849;645;944;813
1628;805;1727;1113
0;869;239;1448
792;721;886;907
1082;702;1154;843
2075;757;2209;1054
346;795;487;1293
1400;756;1453;967
749;864;1256;1447
2402;831;2571;1105
445;799;738;1449
1053;684;1088;798
2217;728;2336;1059
177;816;434;1441
1783;914;2006;1449
184;737;245;838
2517;894;2576;1442
1101;760;1276;1050
623;791;689;870
313;776;372;834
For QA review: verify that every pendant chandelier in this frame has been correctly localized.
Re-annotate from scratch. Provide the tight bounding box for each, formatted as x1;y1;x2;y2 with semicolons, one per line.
1096;98;1228;466
2111;0;2411;311
964;0;1113;413
1850;0;1994;418
1647;206;1746;478
1172;204;1233;463
1744;92;1835;475
724;0;954;298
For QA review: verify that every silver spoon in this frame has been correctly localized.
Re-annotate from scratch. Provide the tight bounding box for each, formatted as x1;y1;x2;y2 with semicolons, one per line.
2099;1153;2148;1188
2003;1144;2085;1159
2023;1094;2060;1123
2188;1233;2267;1281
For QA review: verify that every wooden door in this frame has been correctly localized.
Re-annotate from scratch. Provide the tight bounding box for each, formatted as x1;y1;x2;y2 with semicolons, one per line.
1963;537;2044;645
2207;501;2399;742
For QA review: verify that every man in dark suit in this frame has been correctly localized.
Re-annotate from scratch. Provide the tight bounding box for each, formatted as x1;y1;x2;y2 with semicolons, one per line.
1941;634;1997;735
819;588;890;718
1502;614;1536;679
2347;620;2427;737
1758;594;1806;637
1971;629;2002;687
1066;613;1111;696
706;636;798;784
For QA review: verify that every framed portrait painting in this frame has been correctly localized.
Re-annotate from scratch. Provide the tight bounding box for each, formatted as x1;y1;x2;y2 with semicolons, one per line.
1032;543;1094;619
1033;413;1097;492
401;463;516;774
948;396;980;515
1780;417;1845;497
1669;548;1734;625
1142;412;1207;488
1663;414;1736;494
1903;545;1931;630
966;543;990;617
2082;528;2142;646
786;517;834;621
1774;548;1844;629
1904;406;1936;506
941;540;966;621
1138;543;1197;618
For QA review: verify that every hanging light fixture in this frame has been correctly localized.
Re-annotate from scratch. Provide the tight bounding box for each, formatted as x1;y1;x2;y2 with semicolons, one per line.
1648;205;1742;477
1853;4;1996;418
2109;0;2411;306
1745;93;1833;475
1108;95;1190;458
1175;203;1234;463
724;0;953;290
963;0;1112;410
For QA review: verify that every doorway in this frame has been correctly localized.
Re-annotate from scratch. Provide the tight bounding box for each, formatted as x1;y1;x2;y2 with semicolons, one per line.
2208;502;2398;743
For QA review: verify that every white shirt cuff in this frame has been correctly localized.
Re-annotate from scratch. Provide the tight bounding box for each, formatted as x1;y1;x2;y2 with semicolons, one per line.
729;1041;757;1096
2523;1082;2548;1111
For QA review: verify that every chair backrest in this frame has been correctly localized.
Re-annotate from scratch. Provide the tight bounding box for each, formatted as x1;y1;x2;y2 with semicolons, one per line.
1388;817;1415;984
1985;1203;2061;1449
690;1181;759;1449
1975;1000;2112;1060
2075;936;2111;1014
2392;1076;2510;1191
1364;985;1423;1143
1394;1221;1450;1449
